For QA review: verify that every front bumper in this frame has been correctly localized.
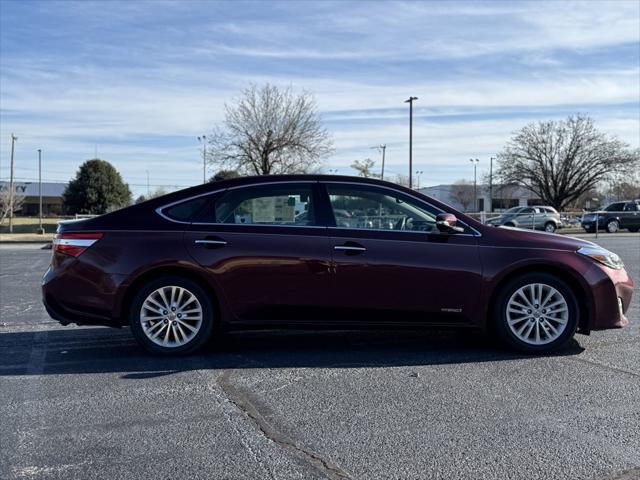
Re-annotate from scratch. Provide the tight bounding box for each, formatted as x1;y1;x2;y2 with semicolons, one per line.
587;264;634;330
581;220;601;231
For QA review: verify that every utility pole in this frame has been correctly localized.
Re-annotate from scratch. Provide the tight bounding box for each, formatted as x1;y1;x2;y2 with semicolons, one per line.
8;134;17;233
489;156;494;213
38;149;43;234
197;135;207;184
146;170;150;197
470;158;479;212
404;96;418;188
371;144;387;180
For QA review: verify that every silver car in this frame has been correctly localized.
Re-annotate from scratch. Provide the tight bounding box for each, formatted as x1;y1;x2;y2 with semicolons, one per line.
486;206;563;232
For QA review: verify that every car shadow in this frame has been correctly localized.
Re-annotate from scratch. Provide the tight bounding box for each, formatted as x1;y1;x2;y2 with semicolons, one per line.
0;326;585;378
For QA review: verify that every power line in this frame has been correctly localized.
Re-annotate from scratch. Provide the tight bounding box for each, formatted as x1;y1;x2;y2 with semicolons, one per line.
1;176;193;189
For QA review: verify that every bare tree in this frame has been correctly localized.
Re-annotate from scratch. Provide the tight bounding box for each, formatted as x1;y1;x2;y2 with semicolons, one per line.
495;115;639;210
208;169;240;182
450;179;474;212
208;84;333;175
390;174;410;187
609;167;640;201
351;158;379;178
0;184;24;225
135;188;168;204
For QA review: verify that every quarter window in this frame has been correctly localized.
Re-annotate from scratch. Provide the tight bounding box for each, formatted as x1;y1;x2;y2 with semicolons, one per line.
163;197;208;222
214;184;316;226
326;184;442;233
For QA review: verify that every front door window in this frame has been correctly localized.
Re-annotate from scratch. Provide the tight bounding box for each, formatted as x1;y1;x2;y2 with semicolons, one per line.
326;184;440;233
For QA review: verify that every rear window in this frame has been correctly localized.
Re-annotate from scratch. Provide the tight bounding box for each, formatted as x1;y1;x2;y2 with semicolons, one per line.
162;197;208;222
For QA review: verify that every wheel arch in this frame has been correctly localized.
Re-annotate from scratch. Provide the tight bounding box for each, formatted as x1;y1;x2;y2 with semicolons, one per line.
117;265;227;328
486;263;592;335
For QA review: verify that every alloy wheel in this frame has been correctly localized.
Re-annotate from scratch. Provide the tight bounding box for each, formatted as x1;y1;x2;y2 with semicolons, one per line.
544;223;556;233
140;286;203;347
505;283;569;345
607;220;619;233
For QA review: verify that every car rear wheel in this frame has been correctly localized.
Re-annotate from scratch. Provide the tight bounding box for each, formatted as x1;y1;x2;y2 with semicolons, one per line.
628;227;639;233
544;222;556;233
606;219;619;233
129;276;214;355
494;273;578;353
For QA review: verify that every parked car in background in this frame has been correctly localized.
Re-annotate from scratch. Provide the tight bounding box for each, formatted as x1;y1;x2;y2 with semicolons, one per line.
43;175;633;356
485;206;563;232
581;201;640;233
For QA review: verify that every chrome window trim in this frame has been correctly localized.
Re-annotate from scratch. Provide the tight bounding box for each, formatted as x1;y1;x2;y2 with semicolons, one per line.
155;178;482;237
323;181;482;238
191;222;327;229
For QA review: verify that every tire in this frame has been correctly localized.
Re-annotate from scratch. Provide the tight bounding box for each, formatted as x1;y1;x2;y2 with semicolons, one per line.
129;275;215;355
606;219;619;233
544;222;556;233
628;227;639;233
494;273;578;354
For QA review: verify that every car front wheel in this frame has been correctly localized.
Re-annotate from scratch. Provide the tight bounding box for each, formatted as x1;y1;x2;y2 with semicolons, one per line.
606;220;619;233
495;273;578;353
129;276;215;355
544;222;556;233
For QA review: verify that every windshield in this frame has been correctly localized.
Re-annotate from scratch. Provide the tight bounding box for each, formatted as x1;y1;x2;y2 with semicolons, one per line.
504;207;523;214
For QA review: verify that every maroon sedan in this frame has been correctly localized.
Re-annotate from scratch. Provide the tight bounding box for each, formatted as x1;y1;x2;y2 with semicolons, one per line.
43;175;633;355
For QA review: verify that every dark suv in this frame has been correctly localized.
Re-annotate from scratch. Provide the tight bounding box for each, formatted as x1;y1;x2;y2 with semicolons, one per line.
581;201;640;233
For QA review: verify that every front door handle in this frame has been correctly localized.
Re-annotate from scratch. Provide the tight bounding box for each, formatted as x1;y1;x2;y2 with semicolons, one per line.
334;242;366;254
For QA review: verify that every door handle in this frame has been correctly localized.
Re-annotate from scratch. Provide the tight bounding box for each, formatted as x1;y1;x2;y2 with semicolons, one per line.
195;238;227;248
334;243;366;254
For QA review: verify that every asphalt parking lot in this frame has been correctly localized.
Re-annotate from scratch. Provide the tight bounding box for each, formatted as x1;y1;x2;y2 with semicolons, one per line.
1;234;639;480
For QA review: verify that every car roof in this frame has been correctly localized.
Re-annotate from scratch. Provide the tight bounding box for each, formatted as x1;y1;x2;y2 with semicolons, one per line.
153;174;431;206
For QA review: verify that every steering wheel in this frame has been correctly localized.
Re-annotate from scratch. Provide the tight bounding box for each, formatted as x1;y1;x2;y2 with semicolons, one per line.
394;216;412;231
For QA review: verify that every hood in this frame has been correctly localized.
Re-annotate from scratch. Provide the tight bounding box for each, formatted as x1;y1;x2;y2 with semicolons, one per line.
482;225;595;251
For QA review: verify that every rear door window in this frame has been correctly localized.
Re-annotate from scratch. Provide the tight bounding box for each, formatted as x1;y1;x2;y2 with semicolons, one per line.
214;184;316;226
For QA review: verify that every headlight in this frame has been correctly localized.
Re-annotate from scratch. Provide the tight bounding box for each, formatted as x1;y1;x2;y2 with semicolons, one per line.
577;246;624;269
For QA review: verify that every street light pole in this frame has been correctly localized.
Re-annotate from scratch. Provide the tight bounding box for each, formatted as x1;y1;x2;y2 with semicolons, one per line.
404;96;418;188
8;134;17;234
489;156;494;213
469;158;479;212
197;135;207;184
370;144;386;180
415;170;424;189
38;149;43;234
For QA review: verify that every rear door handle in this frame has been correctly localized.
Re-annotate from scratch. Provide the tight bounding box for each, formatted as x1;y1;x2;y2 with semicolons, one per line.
334;242;366;254
195;238;227;248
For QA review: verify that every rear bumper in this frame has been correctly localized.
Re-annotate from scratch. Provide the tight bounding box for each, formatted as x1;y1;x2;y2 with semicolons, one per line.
42;261;128;327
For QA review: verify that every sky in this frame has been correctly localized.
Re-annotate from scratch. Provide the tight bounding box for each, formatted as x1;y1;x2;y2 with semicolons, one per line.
1;0;639;197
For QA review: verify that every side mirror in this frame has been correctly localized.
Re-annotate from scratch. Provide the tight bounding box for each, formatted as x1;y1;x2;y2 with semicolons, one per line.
436;213;465;233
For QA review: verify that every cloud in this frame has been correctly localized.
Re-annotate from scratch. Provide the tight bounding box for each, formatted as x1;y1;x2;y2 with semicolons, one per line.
1;0;638;196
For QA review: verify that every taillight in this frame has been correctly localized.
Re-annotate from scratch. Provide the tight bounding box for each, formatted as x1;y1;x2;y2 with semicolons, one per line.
53;232;103;257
